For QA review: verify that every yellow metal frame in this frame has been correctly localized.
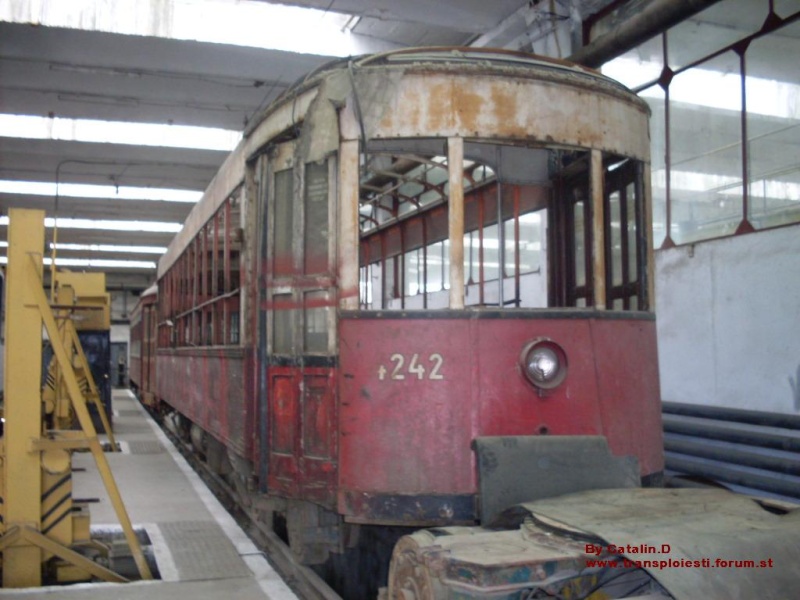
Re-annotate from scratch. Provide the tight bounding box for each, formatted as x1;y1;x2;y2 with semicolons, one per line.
1;209;152;587
43;310;117;449
54;271;111;332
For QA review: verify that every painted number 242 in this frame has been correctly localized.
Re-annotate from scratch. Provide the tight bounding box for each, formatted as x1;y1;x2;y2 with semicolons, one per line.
378;353;444;381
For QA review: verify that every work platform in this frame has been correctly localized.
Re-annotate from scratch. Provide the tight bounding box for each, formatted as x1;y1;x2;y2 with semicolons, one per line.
1;389;297;600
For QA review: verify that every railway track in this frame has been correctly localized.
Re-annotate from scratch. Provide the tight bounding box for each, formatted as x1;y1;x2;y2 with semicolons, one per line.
157;419;344;600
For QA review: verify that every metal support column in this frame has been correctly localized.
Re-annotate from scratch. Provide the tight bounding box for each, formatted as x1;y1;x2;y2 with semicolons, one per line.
1;208;151;587
2;209;45;587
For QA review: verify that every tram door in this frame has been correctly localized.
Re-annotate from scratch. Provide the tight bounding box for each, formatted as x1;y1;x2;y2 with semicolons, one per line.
259;143;338;506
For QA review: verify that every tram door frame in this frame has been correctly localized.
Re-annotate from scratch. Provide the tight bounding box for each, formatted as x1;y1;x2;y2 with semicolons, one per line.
258;142;339;506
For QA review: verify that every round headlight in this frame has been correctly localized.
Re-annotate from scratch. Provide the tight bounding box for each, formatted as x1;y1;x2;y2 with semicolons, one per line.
520;339;567;390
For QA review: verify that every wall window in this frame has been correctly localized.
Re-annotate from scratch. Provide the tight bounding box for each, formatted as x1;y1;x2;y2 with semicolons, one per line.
602;1;800;247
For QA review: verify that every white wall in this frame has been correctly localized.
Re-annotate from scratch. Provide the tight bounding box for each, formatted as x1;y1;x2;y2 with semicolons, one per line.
110;324;130;344
655;223;800;414
110;289;139;322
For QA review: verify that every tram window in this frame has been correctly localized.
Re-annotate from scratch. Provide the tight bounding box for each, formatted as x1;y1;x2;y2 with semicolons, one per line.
359;262;377;308
403;249;421;296
503;218;515;278
358;143;551;310
609;191;623;287
574;200;588;289
274;169;294;276
384;256;398;302
549;152;649;311
304;161;329;274
304;290;330;354
549;154;593;309
627;183;638;283
230;311;240;345
518;212;543;274
475;224;500;283
605;158;646;310
272;294;293;354
205;312;213;346
157;193;242;348
428;241;449;293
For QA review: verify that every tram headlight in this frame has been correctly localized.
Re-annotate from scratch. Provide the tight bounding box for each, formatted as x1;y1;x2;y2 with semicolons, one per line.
520;339;567;390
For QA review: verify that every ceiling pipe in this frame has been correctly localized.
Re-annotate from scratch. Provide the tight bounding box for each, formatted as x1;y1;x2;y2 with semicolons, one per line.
568;0;725;69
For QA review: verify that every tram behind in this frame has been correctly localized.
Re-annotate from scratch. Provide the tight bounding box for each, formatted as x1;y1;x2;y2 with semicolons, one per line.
129;284;157;408
146;49;668;596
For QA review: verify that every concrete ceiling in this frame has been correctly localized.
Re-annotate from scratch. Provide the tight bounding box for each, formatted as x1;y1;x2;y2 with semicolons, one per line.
2;0;618;290
4;0;782;292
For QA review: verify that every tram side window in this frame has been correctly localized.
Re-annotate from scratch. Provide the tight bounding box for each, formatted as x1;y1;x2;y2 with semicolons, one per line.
272;293;293;354
270;168;295;355
158;192;243;348
273;169;294;276
573;196;591;308
304;290;330;354
605;159;648;311
550;153;649;311
304;161;329;275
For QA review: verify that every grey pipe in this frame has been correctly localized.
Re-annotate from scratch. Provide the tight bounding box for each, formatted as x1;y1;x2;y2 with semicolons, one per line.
569;0;724;68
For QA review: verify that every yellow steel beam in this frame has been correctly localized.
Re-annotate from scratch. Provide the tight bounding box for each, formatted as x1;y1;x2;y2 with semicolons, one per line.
25;254;153;581
30;436;92;452
2;208;45;587
0;527;23;552
20;527;128;584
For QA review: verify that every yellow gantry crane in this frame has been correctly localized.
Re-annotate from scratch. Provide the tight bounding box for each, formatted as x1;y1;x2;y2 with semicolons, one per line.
44;271;117;444
0;209;152;587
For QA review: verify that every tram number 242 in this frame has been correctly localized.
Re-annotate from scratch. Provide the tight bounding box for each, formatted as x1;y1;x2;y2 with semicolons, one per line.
377;353;445;381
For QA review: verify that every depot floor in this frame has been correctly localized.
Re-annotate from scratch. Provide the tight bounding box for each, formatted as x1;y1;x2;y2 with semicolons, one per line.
0;389;298;600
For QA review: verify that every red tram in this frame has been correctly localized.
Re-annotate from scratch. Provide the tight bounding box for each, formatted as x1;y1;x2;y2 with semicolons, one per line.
128;284;157;408
137;48;665;595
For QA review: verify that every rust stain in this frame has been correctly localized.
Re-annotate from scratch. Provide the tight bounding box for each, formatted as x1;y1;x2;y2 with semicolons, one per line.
489;83;528;139
404;90;420;132
490;85;518;124
452;81;485;130
425;81;452;131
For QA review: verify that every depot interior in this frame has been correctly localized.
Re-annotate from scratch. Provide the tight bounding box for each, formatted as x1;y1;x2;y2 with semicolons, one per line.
0;0;798;514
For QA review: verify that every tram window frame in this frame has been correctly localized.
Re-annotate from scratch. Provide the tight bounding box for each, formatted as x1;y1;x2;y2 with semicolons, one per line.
604;157;649;311
357;145;552;310
354;141;654;313
549;151;649;311
157;192;243;348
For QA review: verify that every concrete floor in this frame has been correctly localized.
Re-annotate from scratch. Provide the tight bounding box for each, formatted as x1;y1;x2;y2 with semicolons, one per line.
1;390;298;600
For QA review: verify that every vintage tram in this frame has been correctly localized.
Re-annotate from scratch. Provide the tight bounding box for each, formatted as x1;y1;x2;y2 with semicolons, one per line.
128;284;158;408
140;48;669;596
